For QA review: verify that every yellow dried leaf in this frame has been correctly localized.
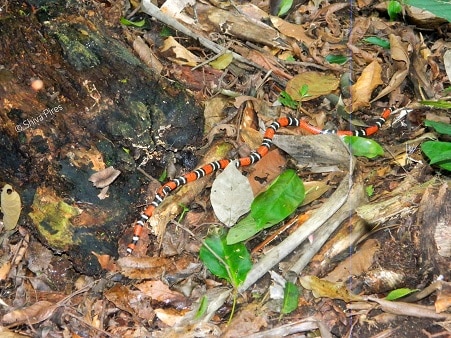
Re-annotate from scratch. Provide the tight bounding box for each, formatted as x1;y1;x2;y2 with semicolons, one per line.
160;36;200;66
209;52;233;70
299;275;362;302
351;60;382;111
1;184;21;231
286;72;339;101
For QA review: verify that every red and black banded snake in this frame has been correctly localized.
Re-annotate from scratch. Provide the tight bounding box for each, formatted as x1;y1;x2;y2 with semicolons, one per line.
126;108;392;254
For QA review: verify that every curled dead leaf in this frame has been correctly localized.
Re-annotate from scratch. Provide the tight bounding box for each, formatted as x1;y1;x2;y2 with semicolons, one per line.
160;36;200;66
371;34;410;103
351;60;382;110
89;166;121;188
133;36;164;75
2;301;56;325
1;184;21;231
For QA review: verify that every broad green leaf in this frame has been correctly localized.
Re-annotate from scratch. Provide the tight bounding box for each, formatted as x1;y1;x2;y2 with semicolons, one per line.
406;0;451;23
363;36;390;49
226;215;259;245
325;54;348;64
342;136;384;158
420;100;451;109
429;150;451;165
209;52;233;70
120;17;146;27
281;281;299;314
227;170;304;244
199;229;252;287
425;120;451;136
251;169;305;229
278;0;293;16
421;141;451;171
385;288;418;301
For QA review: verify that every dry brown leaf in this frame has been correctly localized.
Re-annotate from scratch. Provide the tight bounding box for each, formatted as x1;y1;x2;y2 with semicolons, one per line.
136;280;185;304
351;60;383;110
104;284;139;315
301;181;330;206
240;126;262;150
2;301;56;325
0;261;11;281
203;124;237;149
154;308;187;326
435;281;451;313
133;36;164;75
348;16;371;45
0;326;29;338
286;72;340;101
67;147;105;170
89;166;121;188
204;7;288;49
92;252;117;272
324;239;380;282
270;17;315;47
299;276;363;302
232;45;293;80
222;303;268;338
1;184;21;231
160;36;200;66
248;149;287;196
117;256;173;279
371;34;409;103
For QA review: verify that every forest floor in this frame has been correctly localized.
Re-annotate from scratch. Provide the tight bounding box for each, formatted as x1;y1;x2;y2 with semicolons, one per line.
0;0;450;337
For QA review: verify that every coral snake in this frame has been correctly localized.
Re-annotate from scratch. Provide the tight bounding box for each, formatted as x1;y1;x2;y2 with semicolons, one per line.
127;108;392;254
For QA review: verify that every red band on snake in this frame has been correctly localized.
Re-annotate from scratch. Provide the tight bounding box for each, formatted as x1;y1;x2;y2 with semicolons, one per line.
126;108;392;254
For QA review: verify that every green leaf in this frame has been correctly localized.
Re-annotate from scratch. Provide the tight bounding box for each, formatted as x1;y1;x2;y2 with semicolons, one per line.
251;169;305;228
362;36;390;49
199;229;252;287
325;54;348;64
421;141;451;171
281;281;299;314
429;150;451;165
424;120;451;136
227;170;305;244
387;0;403;21
342;136;384;158
420;100;451;109
278;91;298;109
160;26;173;37
226;215;259;245
120;17;146;27
406;0;451;23
298;84;310;98
365;185;374;197
195;296;208;319
385;288;418;301
278;0;293;16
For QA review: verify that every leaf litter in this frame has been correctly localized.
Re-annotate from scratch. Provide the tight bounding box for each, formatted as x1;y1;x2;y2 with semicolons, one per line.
1;0;451;337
